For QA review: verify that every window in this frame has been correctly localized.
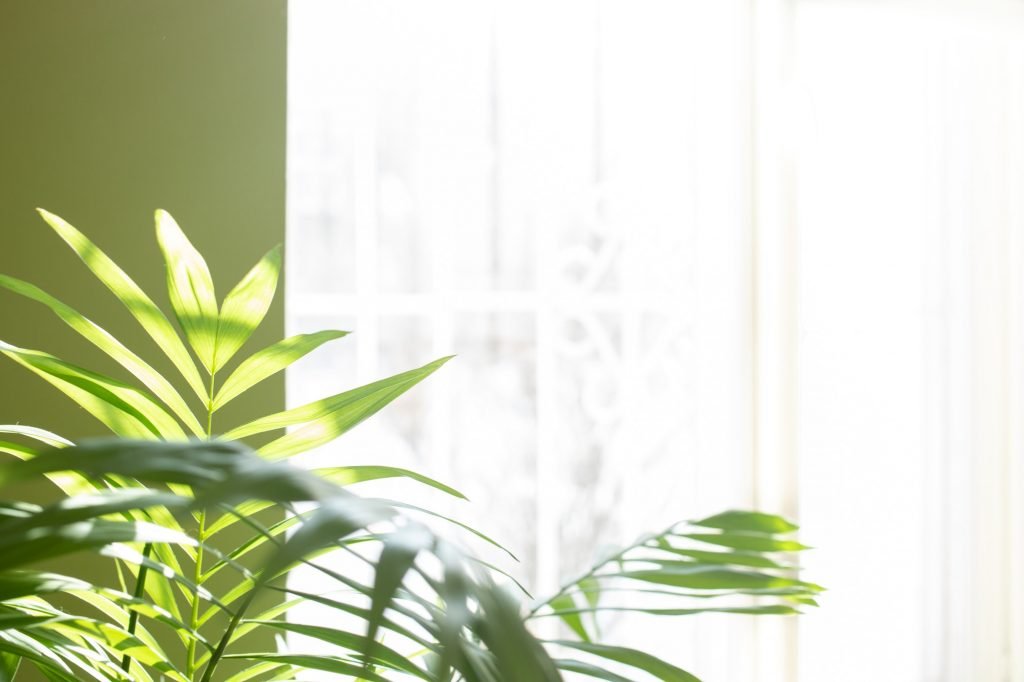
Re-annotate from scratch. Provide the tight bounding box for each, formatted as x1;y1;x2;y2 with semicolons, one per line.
287;1;1024;679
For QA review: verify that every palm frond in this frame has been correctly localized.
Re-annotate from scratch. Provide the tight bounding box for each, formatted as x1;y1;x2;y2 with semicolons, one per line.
0;209;821;681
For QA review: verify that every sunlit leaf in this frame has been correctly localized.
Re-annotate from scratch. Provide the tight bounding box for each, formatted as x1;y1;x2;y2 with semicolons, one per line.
0;519;194;571
0;274;203;436
37;208;207;401
221;357;452;458
0;343;185;440
679;532;808;553
224;653;390;681
155;209;219;374
0;426;70;448
691;510;799;534
316;465;467;500
214;245;282;373
212;330;347;412
0;438;249;489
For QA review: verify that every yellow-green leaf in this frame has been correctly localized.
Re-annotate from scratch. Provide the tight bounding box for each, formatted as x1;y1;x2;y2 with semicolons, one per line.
37;208;207;402
154;209;219;374
0;274;203;436
214;245;282;373
0;425;71;448
0;342;186;440
212;330;347;412
220;357;451;459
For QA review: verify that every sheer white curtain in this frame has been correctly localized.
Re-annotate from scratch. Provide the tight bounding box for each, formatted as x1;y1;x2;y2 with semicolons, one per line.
794;2;1024;680
286;1;1024;680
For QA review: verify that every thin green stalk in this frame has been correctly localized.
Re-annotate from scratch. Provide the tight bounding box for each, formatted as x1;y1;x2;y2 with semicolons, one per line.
199;586;258;682
186;511;207;678
120;543;153;672
526;523;678;618
188;372;217;678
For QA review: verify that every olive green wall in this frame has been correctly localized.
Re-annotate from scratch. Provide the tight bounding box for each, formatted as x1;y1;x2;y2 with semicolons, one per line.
0;3;287;678
0;1;287;437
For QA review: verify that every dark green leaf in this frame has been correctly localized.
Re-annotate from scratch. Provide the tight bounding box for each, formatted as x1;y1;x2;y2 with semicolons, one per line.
252;620;431;679
549;641;700;682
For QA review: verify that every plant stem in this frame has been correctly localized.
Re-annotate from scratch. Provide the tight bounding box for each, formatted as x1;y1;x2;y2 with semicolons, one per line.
188;372;217;679
199;586;258;682
186;511;207;678
120;543;153;672
526;523;678;618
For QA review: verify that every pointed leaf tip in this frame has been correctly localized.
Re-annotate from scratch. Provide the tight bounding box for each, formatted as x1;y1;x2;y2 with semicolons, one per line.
155;209;219;373
214;243;284;372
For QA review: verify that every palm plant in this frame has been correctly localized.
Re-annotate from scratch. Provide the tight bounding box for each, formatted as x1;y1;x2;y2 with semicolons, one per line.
0;209;821;681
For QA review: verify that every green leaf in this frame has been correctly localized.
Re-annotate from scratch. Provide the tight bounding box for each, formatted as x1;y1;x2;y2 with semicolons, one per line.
0;573;90;602
266;587;433;652
0;442;39;462
383;499;517;560
0;438;254;491
0;650;20;682
548;592;589;641
0;518;194;570
652;546;789;569
222;662;293;682
691;510;798;534
548;641;700;682
0;631;76;680
3;489;188;532
155;209;219;374
224;654;390;681
99;543;217;608
474;585;562;682
316;465;467;500
554;659;635;682
252;621;431;680
540;604;802;618
203;464;467;539
260;497;394;581
0;274;203;436
37;208;207;401
0;343;186;440
214;245;282;373
681;532;808;553
221;356;452;458
212;330;347;411
617;565;816;592
0;426;70;448
365;524;434;665
39;616;189;681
